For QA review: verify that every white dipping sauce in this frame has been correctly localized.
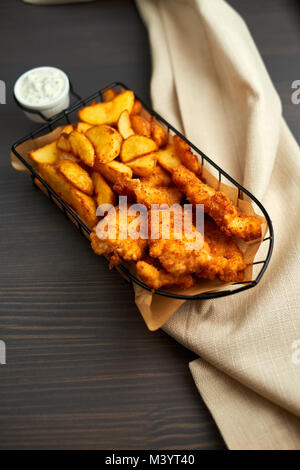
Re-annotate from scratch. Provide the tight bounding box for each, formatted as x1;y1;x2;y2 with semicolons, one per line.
19;68;66;105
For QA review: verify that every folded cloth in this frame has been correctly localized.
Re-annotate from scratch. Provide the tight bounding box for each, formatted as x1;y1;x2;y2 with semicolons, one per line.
136;0;300;450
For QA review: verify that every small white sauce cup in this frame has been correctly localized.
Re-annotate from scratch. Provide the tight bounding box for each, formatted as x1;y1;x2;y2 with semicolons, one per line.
14;66;70;123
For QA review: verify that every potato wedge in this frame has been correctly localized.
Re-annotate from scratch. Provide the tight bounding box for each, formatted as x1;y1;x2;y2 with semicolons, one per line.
173;135;201;174
141;164;172;187
57;132;72;153
102;87;119;102
117;110;135;139
120;135;157;163
151;118;168;147
78;90;134;125
69;130;95;167
156;144;181;172
126;153;157;177
85;125;122;164
131;99;142;115
62;124;73;134
131;115;151;137
56;159;94;195
75;122;93;134
28;141;58;164
91;171;115;207
57;149;79;162
95;160;132;184
38;163;97;229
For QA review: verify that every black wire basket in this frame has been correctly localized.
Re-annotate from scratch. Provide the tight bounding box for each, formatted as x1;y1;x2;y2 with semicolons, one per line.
11;81;274;300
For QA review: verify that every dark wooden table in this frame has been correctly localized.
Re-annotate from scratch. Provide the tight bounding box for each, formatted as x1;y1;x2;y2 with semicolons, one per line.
0;0;299;450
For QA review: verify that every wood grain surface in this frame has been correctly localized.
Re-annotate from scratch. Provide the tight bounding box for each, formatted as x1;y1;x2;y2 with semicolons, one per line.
0;0;299;450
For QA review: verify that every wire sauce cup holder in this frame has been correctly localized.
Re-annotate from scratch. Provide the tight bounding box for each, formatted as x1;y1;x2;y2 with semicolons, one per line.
11;81;274;300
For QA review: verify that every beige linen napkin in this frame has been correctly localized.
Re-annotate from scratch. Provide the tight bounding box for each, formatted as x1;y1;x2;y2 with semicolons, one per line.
136;0;300;449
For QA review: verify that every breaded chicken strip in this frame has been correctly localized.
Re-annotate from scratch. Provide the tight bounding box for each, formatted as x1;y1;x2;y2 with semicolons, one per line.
196;217;246;282
137;260;194;290
173;135;201;174
148;209;246;282
172;165;261;241
113;176;183;208
90;205;147;268
204;217;244;258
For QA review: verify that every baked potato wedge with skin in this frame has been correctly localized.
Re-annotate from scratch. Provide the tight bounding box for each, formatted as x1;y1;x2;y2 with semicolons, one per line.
85;125;122;164
29;141;58;164
78;90;135;125
61;124;73;135
141;164;172;187
75;122;93;134
126;153;157;177
117;110;135;139
131;99;142;115
151;118;168;148
91;171;115;207
120;135;158;163
69;130;95;167
57;149;80;163
102;87;119;102
156;144;181;172
56;159;94;195
131;115;151;137
38;163;97;229
173;135;201;174
57;132;72;153
95;160;132;184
